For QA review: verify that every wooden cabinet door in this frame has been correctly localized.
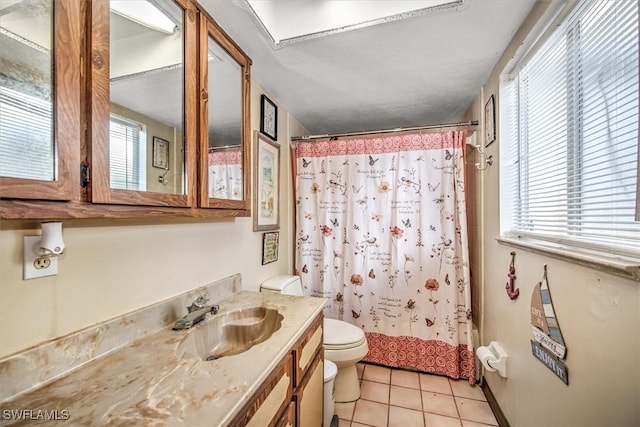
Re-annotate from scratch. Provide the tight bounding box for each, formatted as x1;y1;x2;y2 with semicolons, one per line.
293;315;323;388
0;0;81;201
230;354;292;427
296;351;324;427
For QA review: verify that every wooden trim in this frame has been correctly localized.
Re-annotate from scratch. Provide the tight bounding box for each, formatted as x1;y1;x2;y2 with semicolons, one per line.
229;353;292;427
0;0;82;201
88;0;110;203
191;1;253;66
291;313;323;388
275;402;295;427
198;13;209;208
0;199;249;220
481;379;510;427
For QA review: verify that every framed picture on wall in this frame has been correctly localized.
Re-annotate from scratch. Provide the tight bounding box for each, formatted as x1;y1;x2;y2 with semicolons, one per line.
152;136;169;170
260;94;277;140
253;132;280;231
262;231;279;265
485;95;496;147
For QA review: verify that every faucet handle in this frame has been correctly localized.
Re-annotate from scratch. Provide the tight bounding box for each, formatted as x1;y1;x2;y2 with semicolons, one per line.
188;293;210;312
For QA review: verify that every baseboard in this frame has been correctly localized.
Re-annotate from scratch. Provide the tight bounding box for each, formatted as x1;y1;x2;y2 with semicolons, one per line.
481;379;510;427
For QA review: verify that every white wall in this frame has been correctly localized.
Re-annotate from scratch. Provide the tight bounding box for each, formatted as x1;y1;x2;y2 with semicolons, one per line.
465;2;640;426
0;80;307;358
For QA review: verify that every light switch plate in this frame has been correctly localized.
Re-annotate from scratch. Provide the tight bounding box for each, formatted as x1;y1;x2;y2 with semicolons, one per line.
24;235;58;280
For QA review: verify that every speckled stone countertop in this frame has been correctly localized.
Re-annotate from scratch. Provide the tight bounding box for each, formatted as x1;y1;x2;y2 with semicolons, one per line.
0;279;325;426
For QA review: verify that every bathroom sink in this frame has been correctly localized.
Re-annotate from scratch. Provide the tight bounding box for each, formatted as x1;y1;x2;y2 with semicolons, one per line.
176;307;283;361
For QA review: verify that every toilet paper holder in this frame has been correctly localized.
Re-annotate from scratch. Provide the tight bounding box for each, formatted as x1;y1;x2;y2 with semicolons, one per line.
476;341;508;378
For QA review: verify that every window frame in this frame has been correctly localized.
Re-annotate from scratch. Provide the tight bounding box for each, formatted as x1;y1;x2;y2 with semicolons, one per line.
498;0;640;280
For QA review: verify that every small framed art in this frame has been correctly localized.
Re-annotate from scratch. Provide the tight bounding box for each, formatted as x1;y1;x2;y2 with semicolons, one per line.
253;132;280;231
260;94;277;140
485;95;496;147
152;136;170;170
262;231;279;265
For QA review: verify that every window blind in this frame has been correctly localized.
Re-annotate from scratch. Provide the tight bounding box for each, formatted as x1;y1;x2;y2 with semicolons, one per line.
0;86;54;181
109;114;146;191
502;0;639;257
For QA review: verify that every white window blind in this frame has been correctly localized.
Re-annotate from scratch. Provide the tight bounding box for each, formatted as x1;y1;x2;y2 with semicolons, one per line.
109;114;146;191
0;86;54;181
501;0;639;257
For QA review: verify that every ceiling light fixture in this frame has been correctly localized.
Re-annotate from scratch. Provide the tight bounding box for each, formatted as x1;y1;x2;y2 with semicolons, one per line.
110;0;177;35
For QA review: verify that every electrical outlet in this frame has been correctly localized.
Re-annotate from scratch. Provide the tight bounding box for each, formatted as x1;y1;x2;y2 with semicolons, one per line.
24;236;58;280
33;257;51;269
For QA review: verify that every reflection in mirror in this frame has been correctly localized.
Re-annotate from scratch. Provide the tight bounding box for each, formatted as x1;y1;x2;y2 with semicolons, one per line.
208;146;243;200
207;35;243;200
0;0;54;181
109;0;185;194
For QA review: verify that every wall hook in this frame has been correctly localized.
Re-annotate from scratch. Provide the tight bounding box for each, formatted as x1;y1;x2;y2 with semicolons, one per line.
506;251;519;300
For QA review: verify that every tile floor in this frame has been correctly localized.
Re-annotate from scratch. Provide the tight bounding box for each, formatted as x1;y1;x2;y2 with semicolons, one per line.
334;363;498;427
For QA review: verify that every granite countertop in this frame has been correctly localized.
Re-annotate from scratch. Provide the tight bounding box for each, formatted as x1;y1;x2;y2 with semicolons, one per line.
0;291;325;426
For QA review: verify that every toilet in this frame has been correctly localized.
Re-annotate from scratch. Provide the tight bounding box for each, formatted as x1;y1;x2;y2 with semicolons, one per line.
260;275;369;403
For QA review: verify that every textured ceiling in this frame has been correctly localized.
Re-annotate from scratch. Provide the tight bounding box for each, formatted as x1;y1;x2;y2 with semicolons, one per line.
199;0;536;135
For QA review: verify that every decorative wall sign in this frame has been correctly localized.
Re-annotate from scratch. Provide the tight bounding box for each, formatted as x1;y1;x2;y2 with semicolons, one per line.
262;231;279;265
531;341;569;384
484;95;496;147
260;94;277;141
531;264;568;384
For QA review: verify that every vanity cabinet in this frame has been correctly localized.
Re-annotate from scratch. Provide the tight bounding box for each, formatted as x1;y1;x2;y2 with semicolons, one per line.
0;0;252;220
230;312;324;427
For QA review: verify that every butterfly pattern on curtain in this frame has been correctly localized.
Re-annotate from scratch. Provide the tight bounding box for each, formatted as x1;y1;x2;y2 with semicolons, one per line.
293;131;475;383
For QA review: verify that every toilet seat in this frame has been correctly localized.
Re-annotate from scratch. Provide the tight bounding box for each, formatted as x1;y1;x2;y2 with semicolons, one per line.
324;318;367;350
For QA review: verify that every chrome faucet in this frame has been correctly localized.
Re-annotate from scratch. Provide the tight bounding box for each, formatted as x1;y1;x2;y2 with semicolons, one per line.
173;294;219;330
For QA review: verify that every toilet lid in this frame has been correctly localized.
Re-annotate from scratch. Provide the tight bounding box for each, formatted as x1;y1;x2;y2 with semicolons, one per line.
324;318;366;346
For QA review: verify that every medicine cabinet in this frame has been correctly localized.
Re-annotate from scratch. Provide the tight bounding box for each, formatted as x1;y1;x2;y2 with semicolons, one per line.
0;0;252;219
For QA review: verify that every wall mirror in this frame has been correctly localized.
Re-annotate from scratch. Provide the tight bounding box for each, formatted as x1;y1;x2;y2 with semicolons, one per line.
109;0;184;195
90;0;197;207
0;0;54;181
206;35;242;200
0;0;81;201
199;17;251;210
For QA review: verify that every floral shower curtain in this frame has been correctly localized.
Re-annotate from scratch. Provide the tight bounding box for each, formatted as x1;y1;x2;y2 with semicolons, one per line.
293;130;475;382
208;148;243;200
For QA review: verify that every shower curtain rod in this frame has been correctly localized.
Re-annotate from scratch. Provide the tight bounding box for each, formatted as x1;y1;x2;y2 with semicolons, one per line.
290;120;478;142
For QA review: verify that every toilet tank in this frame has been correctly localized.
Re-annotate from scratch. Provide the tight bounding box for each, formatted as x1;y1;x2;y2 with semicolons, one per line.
260;275;304;296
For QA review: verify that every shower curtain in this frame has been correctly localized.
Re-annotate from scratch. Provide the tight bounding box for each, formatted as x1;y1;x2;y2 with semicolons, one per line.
208;148;243;200
293;130;475;382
